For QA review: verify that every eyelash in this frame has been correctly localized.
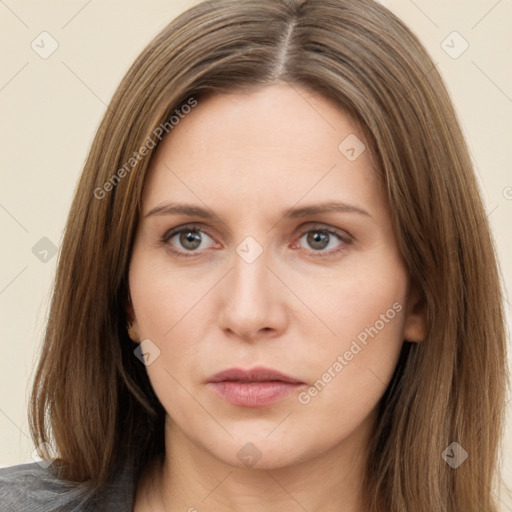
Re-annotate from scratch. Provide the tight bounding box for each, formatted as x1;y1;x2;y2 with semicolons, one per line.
161;223;352;258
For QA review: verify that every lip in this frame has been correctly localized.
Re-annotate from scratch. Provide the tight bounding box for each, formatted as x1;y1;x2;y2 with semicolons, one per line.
207;366;305;408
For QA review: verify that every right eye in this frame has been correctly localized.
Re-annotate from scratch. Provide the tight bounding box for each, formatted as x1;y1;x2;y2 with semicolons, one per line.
162;224;217;257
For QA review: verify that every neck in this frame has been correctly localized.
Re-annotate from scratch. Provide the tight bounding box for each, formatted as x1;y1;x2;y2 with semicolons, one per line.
138;411;375;512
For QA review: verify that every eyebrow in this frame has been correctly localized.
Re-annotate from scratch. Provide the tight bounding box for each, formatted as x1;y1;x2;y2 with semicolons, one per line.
144;201;373;221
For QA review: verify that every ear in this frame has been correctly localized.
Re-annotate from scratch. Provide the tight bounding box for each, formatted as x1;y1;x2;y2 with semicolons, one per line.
403;284;427;343
126;293;140;343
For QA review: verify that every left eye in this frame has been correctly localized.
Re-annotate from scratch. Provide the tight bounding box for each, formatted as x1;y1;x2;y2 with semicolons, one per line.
296;228;348;254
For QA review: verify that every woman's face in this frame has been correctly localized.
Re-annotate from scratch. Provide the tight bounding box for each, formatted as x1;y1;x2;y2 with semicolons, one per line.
128;83;425;469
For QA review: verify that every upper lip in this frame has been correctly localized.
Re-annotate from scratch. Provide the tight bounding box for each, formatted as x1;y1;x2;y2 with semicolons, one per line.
207;366;303;384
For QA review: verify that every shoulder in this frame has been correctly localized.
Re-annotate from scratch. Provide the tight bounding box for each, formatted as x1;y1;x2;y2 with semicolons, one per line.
0;461;138;512
0;461;78;512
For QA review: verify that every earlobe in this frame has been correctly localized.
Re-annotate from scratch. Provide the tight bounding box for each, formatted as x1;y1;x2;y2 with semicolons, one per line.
126;293;140;343
127;321;140;342
403;285;427;343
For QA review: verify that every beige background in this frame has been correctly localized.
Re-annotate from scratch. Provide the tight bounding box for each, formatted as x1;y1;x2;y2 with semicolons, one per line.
1;0;511;507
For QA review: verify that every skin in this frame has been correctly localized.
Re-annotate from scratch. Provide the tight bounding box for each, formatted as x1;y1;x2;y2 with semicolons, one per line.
128;83;426;512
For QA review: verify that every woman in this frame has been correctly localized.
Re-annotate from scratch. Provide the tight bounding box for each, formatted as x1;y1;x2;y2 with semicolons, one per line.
0;0;508;510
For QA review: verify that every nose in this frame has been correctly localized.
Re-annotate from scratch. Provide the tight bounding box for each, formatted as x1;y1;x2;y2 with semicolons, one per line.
217;245;288;343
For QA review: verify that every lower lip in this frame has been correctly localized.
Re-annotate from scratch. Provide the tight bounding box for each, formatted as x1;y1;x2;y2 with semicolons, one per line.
208;381;303;407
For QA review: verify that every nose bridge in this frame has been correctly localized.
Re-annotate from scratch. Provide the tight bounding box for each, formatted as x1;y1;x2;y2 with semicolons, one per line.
230;238;271;306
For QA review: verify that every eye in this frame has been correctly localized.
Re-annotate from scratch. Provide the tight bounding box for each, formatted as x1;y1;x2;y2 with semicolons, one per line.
294;226;352;256
161;223;352;258
162;224;216;256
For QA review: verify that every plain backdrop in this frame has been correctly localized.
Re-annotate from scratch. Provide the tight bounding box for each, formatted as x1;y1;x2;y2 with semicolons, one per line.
1;0;511;508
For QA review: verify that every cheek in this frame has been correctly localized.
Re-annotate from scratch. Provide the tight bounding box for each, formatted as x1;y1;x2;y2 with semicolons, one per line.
292;254;408;392
294;259;408;424
128;257;203;423
291;244;407;341
128;251;217;403
128;247;217;340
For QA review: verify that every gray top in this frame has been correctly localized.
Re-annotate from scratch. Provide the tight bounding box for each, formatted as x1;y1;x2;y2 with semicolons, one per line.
0;461;139;511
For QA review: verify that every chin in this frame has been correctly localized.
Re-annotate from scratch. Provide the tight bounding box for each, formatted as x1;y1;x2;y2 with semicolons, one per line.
204;432;315;471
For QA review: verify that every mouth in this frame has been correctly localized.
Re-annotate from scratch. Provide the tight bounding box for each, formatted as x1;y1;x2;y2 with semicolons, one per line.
207;366;305;407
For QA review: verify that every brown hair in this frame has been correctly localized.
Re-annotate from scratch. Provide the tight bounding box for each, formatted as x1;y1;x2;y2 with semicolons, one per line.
29;0;509;510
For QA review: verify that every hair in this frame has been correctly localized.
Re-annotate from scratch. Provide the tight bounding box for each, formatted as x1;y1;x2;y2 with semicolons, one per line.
28;0;509;510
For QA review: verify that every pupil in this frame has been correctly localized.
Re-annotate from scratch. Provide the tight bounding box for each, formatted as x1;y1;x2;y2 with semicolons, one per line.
307;231;329;250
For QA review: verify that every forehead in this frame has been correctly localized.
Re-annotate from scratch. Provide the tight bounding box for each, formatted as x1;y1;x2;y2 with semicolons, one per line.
141;84;385;219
